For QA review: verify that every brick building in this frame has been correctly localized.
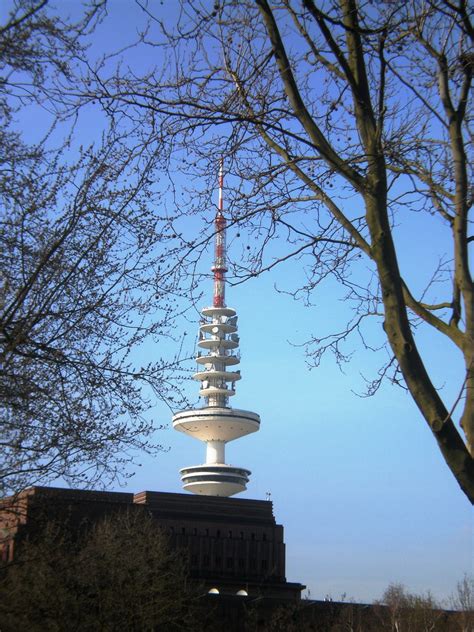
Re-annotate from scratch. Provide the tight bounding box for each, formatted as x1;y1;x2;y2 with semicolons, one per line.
0;485;304;601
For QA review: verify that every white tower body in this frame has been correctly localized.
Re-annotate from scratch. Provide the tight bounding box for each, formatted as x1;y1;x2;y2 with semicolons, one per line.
172;162;260;497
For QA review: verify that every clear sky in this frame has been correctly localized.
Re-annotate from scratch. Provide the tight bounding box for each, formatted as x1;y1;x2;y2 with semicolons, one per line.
126;241;472;604
6;0;472;605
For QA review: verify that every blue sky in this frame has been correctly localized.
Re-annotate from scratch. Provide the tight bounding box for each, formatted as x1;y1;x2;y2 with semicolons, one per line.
126;234;472;603
4;0;471;604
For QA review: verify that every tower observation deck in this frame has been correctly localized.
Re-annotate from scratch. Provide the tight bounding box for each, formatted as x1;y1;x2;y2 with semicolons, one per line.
172;162;260;497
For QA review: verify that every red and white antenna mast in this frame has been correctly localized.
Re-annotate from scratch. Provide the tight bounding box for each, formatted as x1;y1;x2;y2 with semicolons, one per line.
212;159;227;308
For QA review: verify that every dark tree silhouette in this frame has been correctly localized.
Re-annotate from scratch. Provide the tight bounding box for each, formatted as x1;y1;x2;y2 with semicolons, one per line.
0;509;201;631
0;1;190;496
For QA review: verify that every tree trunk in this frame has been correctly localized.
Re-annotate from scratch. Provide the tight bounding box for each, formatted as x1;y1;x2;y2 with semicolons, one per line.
364;172;474;502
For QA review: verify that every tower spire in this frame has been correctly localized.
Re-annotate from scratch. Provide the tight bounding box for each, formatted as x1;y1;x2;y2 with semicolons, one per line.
172;160;261;497
212;158;227;308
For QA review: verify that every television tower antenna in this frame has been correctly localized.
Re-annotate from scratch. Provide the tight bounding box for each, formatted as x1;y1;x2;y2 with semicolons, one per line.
172;160;261;496
212;158;227;308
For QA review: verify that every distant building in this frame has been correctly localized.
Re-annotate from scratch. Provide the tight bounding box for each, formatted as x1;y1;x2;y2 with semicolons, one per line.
0;485;304;601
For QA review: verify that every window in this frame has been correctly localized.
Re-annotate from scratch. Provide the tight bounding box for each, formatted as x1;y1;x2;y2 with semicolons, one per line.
215;556;222;566
261;559;268;571
238;558;245;569
226;557;234;568
203;555;210;566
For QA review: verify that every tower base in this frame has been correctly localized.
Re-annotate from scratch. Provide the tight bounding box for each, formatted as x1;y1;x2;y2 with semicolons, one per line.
180;464;251;496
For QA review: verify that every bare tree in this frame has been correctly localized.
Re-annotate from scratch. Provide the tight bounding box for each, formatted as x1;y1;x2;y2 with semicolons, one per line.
0;2;192;496
449;574;474;632
82;0;473;501
0;509;201;631
376;583;407;632
376;583;444;632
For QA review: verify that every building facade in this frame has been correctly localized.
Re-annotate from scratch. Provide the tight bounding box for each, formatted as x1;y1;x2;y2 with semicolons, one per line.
0;485;304;600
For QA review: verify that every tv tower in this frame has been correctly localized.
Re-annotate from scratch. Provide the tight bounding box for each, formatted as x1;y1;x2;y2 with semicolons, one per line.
172;161;261;497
